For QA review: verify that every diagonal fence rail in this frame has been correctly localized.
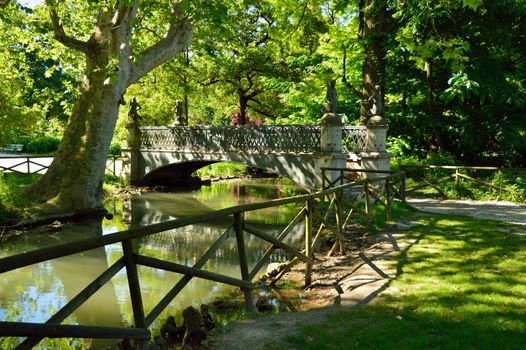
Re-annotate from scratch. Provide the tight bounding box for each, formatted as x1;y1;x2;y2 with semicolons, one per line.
0;170;405;349
0;156;123;177
400;165;526;202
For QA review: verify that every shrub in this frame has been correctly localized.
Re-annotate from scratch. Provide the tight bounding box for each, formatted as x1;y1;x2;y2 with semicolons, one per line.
109;142;122;156
16;135;61;154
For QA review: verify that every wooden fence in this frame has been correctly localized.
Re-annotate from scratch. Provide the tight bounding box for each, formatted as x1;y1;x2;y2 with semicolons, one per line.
0;156;123;177
402;165;526;202
0;171;405;349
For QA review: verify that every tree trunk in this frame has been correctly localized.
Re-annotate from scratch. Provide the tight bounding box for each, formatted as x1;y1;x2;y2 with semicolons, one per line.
238;94;248;125
359;0;387;124
425;60;446;152
27;61;124;214
25;3;193;216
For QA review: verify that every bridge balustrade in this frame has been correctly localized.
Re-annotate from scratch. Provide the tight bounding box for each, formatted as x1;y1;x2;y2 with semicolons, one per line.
139;125;368;154
342;126;368;154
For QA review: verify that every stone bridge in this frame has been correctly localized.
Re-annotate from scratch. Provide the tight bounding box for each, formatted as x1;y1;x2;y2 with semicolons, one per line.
122;118;390;190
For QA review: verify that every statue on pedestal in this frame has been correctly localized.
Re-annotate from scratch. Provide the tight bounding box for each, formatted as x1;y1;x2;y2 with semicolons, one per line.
367;85;385;126
171;100;185;127
128;96;142;125
325;79;338;114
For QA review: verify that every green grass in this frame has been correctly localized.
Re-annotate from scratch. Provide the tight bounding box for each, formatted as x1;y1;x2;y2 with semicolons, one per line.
0;172;39;221
278;215;526;349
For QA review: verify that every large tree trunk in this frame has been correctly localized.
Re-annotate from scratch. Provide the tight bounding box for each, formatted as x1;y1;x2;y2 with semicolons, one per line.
26;2;193;216
27;60;123;214
238;93;249;125
359;0;387;124
425;60;446;152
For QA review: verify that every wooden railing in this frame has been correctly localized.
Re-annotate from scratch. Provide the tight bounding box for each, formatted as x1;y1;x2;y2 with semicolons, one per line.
401;165;526;202
0;156;53;174
0;172;405;349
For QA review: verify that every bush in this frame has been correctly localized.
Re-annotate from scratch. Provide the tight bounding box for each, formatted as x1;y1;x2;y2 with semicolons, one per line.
109;142;122;156
15;135;61;154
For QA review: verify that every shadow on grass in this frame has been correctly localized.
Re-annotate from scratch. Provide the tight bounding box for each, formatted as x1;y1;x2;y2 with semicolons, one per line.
278;215;526;350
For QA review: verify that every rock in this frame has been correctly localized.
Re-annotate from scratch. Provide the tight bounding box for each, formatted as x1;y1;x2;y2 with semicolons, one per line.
181;306;206;350
256;296;274;312
266;262;286;277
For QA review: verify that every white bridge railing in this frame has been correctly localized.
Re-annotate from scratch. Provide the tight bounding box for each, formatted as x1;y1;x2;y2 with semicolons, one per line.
139;125;367;154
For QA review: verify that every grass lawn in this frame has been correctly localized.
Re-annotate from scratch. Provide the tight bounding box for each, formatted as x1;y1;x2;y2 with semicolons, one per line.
280;215;526;349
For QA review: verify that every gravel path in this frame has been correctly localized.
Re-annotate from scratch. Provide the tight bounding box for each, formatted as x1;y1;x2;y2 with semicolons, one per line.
407;198;526;226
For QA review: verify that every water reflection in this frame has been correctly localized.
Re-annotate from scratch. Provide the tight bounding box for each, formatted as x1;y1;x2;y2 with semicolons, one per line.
0;178;305;349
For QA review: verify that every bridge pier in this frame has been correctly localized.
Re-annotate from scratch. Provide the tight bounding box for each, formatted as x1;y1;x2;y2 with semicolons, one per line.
123;120;141;184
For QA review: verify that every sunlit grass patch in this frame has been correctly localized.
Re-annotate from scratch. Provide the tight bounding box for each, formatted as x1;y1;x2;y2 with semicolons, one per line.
279;215;526;350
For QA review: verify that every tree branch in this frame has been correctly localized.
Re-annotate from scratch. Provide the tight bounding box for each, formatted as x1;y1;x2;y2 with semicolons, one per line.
128;4;193;86
49;8;92;54
344;80;365;99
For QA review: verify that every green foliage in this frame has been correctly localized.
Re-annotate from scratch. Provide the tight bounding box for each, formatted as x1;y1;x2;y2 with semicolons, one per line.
108;142;122;156
0;0;525;169
193;162;249;178
278;216;526;350
17;135;61;154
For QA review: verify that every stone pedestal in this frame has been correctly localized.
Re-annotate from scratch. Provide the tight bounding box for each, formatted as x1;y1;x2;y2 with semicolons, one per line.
318;113;347;188
123;121;141;185
360;115;392;177
320;113;343;152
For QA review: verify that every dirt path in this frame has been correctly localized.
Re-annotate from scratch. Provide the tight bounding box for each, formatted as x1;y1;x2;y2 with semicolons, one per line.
407;198;526;227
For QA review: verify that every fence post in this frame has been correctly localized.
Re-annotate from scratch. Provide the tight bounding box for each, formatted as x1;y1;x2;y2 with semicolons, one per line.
334;192;345;255
27;157;30;174
386;178;392;221
234;213;255;312
122;240;149;350
364;181;370;215
305;198;314;286
455;169;460;195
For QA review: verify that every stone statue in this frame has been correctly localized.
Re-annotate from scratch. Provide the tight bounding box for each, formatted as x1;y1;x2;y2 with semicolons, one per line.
325;79;338;114
172;100;184;126
368;85;384;117
128;96;142;124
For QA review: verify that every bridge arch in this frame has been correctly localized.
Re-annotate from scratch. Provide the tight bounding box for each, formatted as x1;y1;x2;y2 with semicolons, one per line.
136;150;339;189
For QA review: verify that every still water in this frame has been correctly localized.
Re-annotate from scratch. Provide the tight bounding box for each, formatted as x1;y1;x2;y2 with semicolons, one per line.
0;178;305;349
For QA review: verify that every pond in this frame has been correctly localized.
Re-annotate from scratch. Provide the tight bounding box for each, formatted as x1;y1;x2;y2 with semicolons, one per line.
0;178;306;349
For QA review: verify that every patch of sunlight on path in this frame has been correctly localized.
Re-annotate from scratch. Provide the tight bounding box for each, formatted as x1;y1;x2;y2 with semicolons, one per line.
407;198;526;230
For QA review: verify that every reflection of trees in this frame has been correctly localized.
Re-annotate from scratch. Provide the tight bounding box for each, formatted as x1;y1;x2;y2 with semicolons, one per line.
0;179;307;349
50;217;123;349
0;217;123;349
